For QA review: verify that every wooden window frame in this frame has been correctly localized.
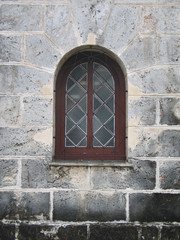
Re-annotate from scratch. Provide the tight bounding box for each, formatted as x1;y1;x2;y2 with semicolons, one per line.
55;51;126;161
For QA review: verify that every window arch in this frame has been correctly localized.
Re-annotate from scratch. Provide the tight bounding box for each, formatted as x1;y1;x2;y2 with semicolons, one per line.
55;51;126;160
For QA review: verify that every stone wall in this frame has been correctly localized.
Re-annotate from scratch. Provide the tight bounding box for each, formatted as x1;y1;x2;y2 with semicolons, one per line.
0;0;180;239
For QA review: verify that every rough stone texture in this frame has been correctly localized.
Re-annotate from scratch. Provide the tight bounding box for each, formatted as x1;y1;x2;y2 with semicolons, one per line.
0;127;52;156
23;96;53;126
54;191;126;221
120;36;156;71
157;7;180;34
25;34;61;69
158;36;180;64
0;96;20;126
0;4;42;31
139;7;157;34
130;193;180;222
0;223;15;240
0;159;18;187
0;192;50;220
91;160;156;190
141;226;159;240
99;6;139;53
161;226;180;240
115;0;156;2
159;0;180;2
0;35;21;62
128;97;156;126
0;65;53;94
45;5;77;52
160;98;180;125
57;225;87;240
89;225;138;240
159;161;180;189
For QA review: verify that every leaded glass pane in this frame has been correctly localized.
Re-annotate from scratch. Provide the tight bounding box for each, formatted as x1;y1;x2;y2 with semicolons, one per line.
67;127;85;145
68;85;85;102
95;127;113;146
95;106;112;124
96;85;112;102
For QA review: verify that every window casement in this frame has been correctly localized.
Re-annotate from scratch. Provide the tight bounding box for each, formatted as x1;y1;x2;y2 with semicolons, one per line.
55;51;126;161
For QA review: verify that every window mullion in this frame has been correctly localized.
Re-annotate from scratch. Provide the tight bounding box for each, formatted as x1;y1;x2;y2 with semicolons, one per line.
87;61;93;149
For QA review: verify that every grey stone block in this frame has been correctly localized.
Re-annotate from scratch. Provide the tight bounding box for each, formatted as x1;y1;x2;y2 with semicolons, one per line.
57;225;87;240
0;35;21;62
161;226;180;240
53;191;126;221
0;127;52;156
129;97;156;126
158;36;180;64
141;226;159;240
23;96;53;126
99;6;139;53
158;7;180;34
0;159;18;187
0;5;42;31
115;0;155;2
159;161;180;189
160;98;180;125
139;7;157;34
0;65;53;94
121;36;156;71
89;225;138;240
0;96;20;126
25;34;61;69
45;5;77;52
91;160;156;190
130;193;180;222
0;192;50;220
159;0;180;2
0;223;15;240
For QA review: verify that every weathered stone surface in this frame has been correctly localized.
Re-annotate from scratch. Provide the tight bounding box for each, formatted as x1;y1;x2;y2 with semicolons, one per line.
0;223;15;240
161;226;180;240
128;97;156;126
0;127;52;156
159;0;180;2
115;0;155;2
0;159;18;187
0;35;21;62
160;161;180;189
130;193;180;222
57;225;87;240
139;7;157;34
0;4;42;31
91;160;156;190
25;34;61;69
141;226;159;240
99;6;139;53
23;96;53;126
0;65;53;94
45;5;77;52
157;7;180;34
120;36;156;71
128;128;180;157
160;98;180;125
158;36;180;64
90;225;138;240
0;96;20;126
128;67;180;95
0;192;50;220
53;191;126;221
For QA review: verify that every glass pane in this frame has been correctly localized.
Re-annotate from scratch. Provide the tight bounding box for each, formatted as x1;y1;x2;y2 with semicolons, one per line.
106;96;114;111
105;118;114;133
70;65;86;81
107;76;114;90
94;96;102;111
79;96;87;112
107;138;114;147
95;65;111;81
96;85;112;102
78;117;87;133
68;106;84;123
67;77;75;90
66;96;75;111
67;127;85;145
93;75;102;89
66;138;74;147
66;118;74;133
79;76;87;90
95;106;112;124
78;137;87;147
93;138;102;147
93;117;102;133
95;127;112;146
69;85;85;102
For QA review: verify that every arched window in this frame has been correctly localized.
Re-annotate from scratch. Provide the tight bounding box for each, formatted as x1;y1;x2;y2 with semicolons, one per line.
55;51;126;160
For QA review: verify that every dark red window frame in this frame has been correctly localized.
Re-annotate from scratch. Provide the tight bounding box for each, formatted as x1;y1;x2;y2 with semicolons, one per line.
55;51;126;160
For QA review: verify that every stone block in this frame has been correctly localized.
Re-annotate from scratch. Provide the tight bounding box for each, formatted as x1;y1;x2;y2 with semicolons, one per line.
0;127;52;156
139;7;157;34
159;161;180;189
57;225;87;240
89;225;138;240
157;7;180;34
0;65;53;94
0;96;20;126
158;36;180;64
23;96;53;126
0;159;18;187
128;97;156;126
128;66;180;95
160;98;180;125
53;191;126;221
0;192;50;220
91;160;156;190
159;0;180;2
45;5;77;52
99;6;139;53
129;193;180;222
0;4;42;31
25;34;61;69
141;226;159;240
121;36;156;71
115;0;155;2
0;223;15;240
161;226;180;240
0;35;21;62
